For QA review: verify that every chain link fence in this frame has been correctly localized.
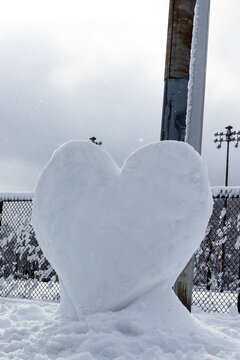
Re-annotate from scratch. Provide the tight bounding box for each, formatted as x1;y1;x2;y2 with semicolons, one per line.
193;187;240;313
1;189;240;312
0;194;59;302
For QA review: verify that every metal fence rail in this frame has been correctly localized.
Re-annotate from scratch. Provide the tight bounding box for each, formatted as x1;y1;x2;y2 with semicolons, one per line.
1;189;240;312
0;194;59;302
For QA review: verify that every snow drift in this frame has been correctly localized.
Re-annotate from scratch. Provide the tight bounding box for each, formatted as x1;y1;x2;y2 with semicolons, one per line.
32;140;212;319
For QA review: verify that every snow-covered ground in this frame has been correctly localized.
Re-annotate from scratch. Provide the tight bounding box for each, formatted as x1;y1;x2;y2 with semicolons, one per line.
1;289;240;360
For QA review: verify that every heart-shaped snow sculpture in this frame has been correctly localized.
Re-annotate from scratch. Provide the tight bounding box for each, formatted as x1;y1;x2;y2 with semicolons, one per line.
32;140;212;319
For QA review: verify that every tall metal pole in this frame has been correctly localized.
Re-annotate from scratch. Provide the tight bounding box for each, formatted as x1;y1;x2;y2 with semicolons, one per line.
162;0;211;312
161;0;197;141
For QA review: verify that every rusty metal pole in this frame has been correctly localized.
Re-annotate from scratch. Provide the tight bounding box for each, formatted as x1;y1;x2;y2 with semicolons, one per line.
161;0;210;312
161;0;197;142
161;0;197;312
161;0;197;313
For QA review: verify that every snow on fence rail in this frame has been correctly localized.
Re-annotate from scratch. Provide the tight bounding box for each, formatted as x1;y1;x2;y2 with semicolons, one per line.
0;192;34;201
211;186;240;198
0;188;240;312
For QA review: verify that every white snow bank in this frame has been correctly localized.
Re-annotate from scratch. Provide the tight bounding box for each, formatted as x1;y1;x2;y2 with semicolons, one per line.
32;140;212;319
0;289;240;360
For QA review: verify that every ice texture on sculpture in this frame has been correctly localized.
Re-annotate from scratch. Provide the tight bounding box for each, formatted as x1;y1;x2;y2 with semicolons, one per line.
32;140;212;319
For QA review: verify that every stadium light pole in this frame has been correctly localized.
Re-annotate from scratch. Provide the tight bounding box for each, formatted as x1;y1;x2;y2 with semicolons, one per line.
214;125;240;186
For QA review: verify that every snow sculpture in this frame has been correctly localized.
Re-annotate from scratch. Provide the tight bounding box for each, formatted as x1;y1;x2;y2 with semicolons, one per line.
32;140;212;319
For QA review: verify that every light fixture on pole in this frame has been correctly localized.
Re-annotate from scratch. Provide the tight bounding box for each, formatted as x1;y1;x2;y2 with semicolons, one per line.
214;125;240;186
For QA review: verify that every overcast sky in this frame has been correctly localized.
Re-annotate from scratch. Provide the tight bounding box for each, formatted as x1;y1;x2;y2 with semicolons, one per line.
0;0;240;192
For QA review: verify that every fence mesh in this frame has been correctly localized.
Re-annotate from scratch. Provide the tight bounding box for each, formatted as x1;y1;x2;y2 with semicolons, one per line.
193;191;240;313
0;198;59;302
0;191;240;312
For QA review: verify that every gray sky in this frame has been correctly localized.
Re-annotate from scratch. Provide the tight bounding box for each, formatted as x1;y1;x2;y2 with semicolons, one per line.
0;0;240;192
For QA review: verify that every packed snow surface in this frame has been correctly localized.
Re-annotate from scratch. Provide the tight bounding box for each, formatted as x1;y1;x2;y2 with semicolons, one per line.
1;291;240;360
33;140;212;319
